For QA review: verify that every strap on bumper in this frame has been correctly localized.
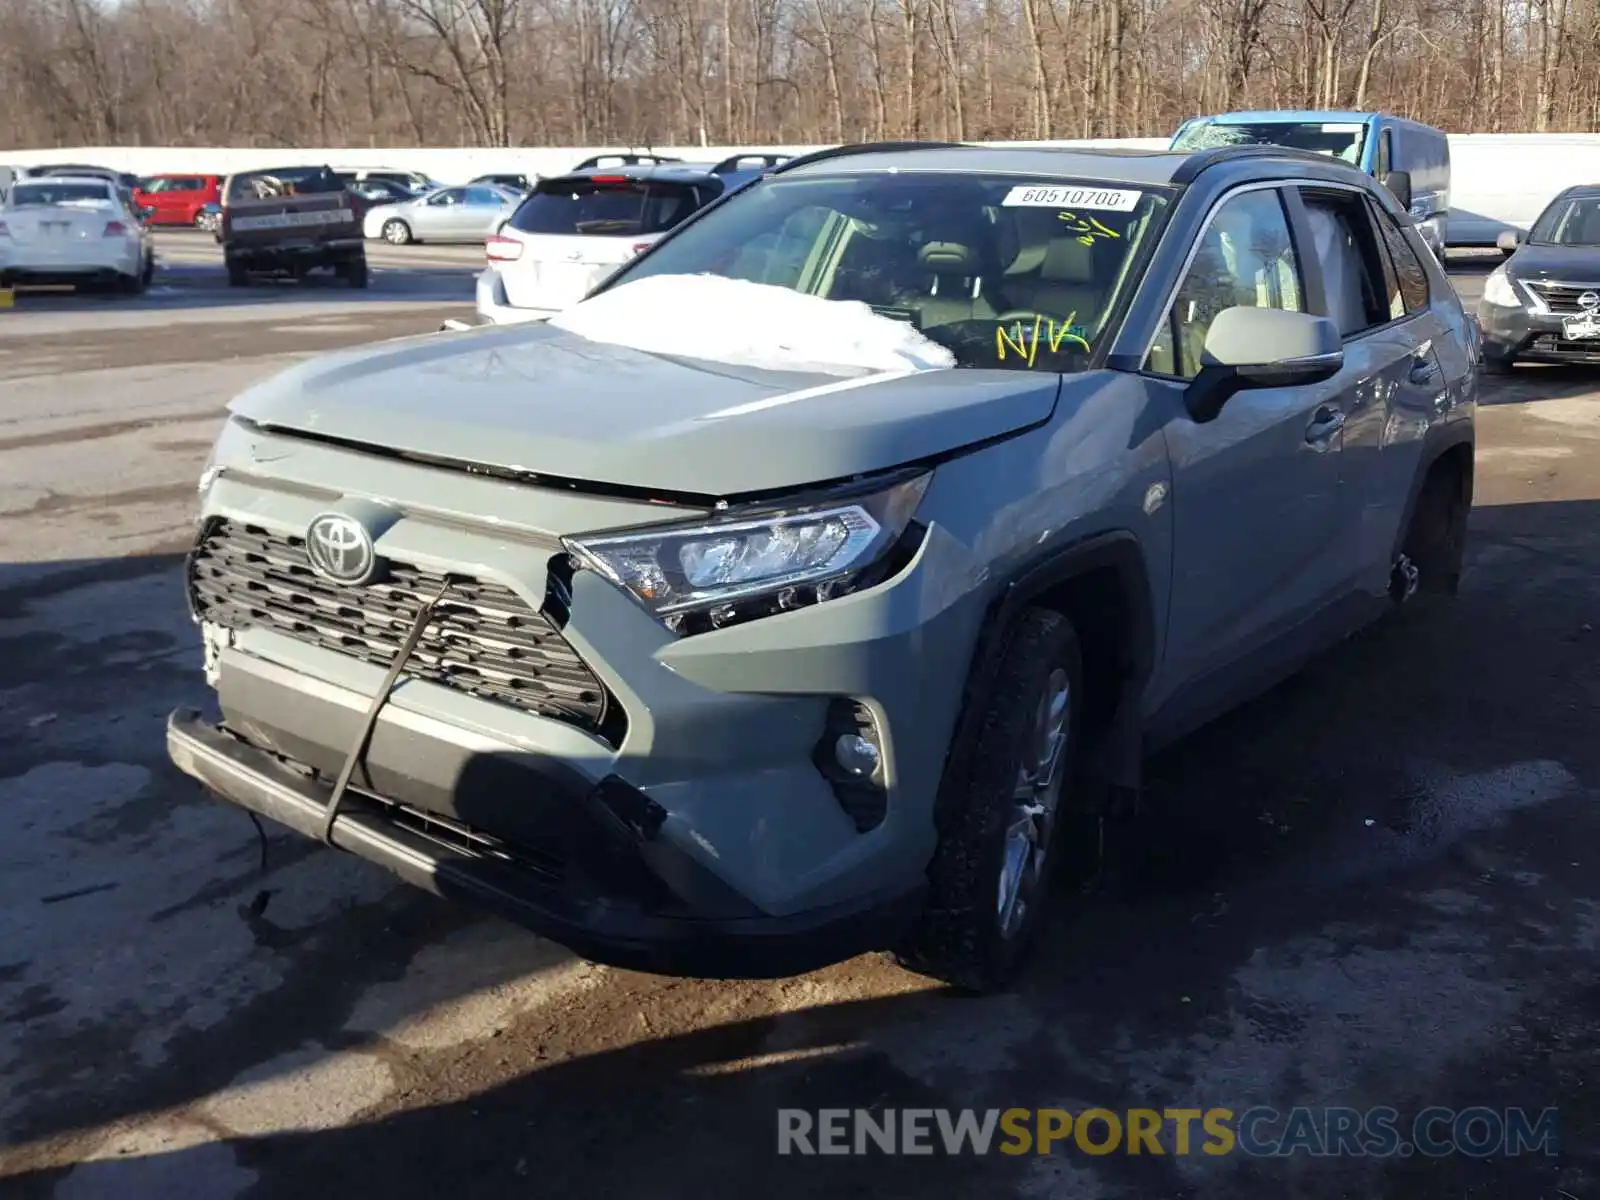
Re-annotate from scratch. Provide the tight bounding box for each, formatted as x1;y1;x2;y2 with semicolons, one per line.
319;573;456;844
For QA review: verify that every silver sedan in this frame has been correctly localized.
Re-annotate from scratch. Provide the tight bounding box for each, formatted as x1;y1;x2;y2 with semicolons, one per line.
362;184;521;245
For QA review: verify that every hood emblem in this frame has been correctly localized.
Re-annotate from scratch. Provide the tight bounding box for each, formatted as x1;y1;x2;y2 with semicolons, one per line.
306;513;381;585
1579;291;1600;312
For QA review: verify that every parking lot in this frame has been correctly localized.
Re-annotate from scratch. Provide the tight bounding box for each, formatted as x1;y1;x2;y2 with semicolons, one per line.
0;234;1596;1198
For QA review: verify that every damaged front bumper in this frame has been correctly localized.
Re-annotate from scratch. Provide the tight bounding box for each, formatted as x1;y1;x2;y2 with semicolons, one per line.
168;708;924;977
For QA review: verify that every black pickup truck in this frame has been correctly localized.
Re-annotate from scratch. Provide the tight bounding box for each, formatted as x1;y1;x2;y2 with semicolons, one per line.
220;165;367;287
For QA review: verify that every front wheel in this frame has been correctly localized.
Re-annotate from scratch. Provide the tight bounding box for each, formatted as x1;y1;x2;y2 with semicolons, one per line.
226;261;249;287
1481;354;1515;376
341;258;369;289
382;220;412;246
895;607;1083;993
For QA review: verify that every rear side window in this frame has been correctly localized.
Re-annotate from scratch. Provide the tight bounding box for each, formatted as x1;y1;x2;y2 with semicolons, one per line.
509;178;705;236
1368;200;1430;316
227;168;345;203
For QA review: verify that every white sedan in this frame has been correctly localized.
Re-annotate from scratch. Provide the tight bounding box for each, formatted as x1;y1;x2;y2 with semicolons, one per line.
0;176;154;293
360;184;521;245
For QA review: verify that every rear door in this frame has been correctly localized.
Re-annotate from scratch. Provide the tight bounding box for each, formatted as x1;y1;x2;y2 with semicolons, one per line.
497;175;708;311
462;186;515;239
1291;184;1440;598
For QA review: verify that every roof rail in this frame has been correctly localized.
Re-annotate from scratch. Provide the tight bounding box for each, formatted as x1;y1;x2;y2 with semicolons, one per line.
571;152;684;170
1170;143;1354;184
768;140;972;176
710;152;794;174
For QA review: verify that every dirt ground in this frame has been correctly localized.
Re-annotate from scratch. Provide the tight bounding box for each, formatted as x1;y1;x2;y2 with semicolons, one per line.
0;246;1596;1199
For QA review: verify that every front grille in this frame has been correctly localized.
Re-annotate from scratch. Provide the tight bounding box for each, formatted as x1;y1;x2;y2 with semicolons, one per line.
190;519;612;736
1523;279;1600;314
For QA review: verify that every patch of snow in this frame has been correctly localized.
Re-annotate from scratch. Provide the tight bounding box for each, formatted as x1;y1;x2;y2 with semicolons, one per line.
548;273;958;376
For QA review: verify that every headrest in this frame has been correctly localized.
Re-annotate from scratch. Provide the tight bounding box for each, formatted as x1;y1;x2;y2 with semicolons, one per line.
918;241;980;275
1039;238;1096;283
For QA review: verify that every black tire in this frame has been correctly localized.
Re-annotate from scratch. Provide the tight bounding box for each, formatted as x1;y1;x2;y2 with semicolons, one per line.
1396;461;1469;603
141;253;155;288
382;219;411;246
1481;355;1515;376
343;258;369;289
895;607;1084;993
226;261;249;287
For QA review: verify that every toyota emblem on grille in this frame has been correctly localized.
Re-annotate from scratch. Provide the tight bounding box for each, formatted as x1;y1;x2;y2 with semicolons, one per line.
305;513;379;585
1580;291;1600;311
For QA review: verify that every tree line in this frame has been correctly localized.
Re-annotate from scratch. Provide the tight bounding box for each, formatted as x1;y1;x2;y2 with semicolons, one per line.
2;0;1596;151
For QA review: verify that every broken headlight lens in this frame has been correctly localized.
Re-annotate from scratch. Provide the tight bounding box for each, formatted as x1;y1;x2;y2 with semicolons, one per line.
564;472;931;633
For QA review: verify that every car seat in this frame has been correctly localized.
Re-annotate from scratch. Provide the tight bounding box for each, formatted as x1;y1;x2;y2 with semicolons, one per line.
915;240;999;326
1017;238;1103;325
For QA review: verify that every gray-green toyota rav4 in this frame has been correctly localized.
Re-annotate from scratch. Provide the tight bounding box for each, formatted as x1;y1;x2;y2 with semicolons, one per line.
169;143;1478;992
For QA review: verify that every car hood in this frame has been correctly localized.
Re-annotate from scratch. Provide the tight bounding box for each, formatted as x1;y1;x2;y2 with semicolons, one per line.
227;322;1061;496
1510;243;1600;281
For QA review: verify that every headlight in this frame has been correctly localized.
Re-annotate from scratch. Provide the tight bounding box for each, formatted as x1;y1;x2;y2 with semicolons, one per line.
564;472;931;634
1482;267;1521;309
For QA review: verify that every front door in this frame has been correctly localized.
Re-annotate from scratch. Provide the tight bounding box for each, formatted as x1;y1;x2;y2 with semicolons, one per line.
1147;185;1352;700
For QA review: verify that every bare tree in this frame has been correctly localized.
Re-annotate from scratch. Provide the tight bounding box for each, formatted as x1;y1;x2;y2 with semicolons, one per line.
10;0;1600;151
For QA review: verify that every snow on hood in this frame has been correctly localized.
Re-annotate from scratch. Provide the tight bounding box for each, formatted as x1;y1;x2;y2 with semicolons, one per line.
546;273;958;376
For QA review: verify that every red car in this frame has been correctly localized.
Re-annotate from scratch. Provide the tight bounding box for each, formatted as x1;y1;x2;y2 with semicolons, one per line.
133;174;222;227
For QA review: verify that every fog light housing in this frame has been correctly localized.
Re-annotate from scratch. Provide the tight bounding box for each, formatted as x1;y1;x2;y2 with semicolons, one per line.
814;700;888;832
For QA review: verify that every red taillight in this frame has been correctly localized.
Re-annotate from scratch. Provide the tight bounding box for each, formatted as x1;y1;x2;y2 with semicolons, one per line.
103;220;127;237
486;234;523;262
590;175;629;184
631;241;653;256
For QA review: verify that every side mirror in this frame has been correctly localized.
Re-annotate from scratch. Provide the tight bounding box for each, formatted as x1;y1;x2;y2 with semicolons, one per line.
1382;169;1413;212
1186;307;1344;423
1496;230;1522;255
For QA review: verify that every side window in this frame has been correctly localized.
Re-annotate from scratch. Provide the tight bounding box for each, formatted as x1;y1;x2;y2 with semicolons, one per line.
1375;130;1392;178
1369;200;1430;315
1146;189;1304;380
1299;190;1392;338
428;188;462;207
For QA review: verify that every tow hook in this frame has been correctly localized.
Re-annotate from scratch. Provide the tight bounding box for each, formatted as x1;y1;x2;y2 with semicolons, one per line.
1390;553;1420;603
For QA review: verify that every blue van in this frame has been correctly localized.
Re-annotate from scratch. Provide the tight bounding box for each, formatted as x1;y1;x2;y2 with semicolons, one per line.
1170;110;1451;254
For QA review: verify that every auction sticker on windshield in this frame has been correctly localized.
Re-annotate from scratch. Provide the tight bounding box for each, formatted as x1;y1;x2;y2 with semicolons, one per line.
1002;186;1141;211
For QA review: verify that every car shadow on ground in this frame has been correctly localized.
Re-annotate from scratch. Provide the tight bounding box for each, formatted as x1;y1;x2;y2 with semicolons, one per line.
1480;363;1600;405
3;497;1598;1199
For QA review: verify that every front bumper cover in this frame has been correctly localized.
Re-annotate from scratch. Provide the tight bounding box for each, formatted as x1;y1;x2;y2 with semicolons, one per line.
1478;301;1600;364
167;708;924;978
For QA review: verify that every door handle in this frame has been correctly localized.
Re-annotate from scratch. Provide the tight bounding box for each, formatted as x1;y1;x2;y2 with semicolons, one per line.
1305;405;1346;447
1409;356;1441;385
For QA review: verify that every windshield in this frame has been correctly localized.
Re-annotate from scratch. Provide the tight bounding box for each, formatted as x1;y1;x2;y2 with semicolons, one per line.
1529;195;1600;245
1172;120;1367;166
8;182;113;207
510;177;706;236
601;172;1171;372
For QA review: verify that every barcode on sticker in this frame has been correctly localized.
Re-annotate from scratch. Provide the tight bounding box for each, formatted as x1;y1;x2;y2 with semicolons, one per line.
1002;186;1141;211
